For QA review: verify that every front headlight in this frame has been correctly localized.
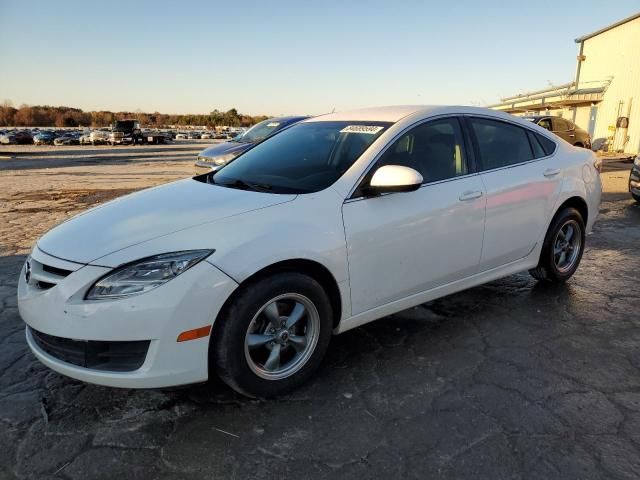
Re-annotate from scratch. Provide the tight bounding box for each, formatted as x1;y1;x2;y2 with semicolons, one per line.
214;153;237;166
85;250;213;300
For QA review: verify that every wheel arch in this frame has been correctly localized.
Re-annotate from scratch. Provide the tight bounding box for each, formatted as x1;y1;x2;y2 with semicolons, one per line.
555;195;589;225
213;258;343;332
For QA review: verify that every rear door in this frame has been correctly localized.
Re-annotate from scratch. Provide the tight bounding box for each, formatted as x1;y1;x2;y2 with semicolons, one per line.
466;116;563;272
342;116;486;315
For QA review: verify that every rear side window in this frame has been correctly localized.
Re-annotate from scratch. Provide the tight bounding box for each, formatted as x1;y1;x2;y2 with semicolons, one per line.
469;118;533;170
552;118;570;131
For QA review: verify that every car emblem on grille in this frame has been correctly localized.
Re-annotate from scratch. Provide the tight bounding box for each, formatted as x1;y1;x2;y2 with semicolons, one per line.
25;259;31;284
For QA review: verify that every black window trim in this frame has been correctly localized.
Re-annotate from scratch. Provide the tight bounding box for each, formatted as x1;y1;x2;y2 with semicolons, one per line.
462;114;558;174
347;114;478;201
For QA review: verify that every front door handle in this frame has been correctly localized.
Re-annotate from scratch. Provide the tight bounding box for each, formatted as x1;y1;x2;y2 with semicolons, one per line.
459;190;483;201
544;168;561;178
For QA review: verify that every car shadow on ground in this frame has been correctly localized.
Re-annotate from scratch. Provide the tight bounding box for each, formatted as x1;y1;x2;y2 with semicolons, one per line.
0;248;569;411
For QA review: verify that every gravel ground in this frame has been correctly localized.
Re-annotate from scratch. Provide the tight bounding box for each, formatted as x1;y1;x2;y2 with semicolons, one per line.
0;146;639;479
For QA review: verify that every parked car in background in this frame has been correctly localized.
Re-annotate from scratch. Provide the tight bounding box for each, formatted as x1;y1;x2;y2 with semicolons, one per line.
90;130;110;145
79;132;92;145
19;106;601;398
630;155;640;203
34;131;59;145
201;132;213;139
195;116;308;172
524;116;591;149
110;120;143;145
175;133;188;140
0;130;34;145
53;132;81;146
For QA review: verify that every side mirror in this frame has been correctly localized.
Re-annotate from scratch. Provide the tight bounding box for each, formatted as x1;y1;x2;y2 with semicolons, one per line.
367;165;423;195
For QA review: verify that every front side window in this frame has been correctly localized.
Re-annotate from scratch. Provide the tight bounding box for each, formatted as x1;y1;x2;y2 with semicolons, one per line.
469;117;534;170
213;121;390;194
537;118;552;131
375;118;468;183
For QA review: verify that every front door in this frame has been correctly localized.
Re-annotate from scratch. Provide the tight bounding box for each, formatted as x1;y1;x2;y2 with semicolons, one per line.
342;117;486;315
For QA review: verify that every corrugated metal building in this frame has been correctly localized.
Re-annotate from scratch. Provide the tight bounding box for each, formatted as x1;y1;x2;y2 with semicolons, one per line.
489;12;640;154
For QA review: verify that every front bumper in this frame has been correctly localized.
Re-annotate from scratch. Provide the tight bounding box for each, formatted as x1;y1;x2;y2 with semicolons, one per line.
18;247;238;388
630;164;640;196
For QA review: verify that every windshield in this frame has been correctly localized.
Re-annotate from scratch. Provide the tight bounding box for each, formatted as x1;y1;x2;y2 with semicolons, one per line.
234;119;286;144
113;121;137;132
213;121;391;194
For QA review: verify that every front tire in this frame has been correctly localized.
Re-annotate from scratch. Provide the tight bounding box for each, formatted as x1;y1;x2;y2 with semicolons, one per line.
211;273;333;398
529;207;585;282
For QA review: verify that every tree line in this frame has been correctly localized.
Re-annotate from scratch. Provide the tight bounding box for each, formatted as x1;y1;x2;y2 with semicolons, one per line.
0;102;269;128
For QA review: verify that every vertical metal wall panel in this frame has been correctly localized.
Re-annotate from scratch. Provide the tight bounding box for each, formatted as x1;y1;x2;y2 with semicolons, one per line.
579;16;640;153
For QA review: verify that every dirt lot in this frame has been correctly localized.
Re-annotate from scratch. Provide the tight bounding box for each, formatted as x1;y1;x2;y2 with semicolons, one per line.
1;145;639;479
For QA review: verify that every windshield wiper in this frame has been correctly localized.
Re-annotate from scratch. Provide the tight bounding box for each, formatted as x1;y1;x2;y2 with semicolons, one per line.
217;178;273;192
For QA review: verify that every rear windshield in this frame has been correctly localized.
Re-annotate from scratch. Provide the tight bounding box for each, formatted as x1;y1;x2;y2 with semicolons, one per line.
213;121;391;194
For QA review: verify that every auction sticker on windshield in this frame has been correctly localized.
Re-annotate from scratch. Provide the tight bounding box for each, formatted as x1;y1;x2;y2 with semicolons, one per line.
267;122;280;127
340;125;384;134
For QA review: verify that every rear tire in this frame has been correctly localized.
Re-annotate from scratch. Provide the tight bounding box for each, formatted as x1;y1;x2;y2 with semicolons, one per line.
529;207;585;283
211;272;333;398
632;192;640;203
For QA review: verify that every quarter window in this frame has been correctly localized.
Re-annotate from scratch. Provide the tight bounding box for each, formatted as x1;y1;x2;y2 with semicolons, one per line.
534;132;556;156
469;118;533;170
376;118;468;183
527;131;546;158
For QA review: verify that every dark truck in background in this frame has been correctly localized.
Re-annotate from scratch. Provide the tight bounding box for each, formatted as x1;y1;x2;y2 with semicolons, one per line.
109;120;169;145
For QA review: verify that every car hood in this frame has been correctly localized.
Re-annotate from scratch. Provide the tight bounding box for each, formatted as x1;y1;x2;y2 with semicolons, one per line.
198;141;251;161
37;178;296;265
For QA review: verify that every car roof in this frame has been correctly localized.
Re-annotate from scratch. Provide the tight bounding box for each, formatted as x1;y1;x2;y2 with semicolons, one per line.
267;116;309;125
306;106;431;123
306;105;527;123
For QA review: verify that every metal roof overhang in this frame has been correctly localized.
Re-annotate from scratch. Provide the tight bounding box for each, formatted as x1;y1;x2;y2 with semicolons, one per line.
493;89;604;113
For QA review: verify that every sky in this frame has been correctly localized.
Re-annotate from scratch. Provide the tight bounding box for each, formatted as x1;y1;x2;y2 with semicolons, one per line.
1;0;639;116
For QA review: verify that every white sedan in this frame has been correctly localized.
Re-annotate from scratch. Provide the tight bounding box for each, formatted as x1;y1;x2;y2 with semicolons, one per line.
18;106;601;397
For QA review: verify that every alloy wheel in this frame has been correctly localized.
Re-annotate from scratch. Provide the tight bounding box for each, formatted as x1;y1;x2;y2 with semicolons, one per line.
244;293;320;380
553;219;582;273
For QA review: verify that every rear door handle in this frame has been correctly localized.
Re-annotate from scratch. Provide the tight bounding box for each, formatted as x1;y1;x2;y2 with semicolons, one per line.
459;190;483;201
544;168;561;177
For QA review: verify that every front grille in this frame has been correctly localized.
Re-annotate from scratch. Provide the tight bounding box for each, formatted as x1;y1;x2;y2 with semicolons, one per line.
30;328;150;372
26;258;72;291
42;264;72;277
